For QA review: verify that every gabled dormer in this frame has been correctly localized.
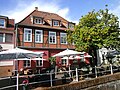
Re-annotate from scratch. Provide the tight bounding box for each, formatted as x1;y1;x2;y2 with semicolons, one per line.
33;16;43;24
52;19;60;26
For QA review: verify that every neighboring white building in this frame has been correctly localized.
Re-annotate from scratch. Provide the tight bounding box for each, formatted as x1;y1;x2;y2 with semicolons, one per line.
97;47;120;66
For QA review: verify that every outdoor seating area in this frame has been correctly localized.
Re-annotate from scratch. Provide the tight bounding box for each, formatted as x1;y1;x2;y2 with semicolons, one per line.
0;47;120;90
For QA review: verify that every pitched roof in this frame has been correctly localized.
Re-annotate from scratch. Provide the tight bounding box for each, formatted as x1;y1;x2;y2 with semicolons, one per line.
17;8;74;30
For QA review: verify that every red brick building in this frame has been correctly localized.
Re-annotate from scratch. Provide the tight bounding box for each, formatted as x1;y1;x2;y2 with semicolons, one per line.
0;15;15;77
16;7;75;73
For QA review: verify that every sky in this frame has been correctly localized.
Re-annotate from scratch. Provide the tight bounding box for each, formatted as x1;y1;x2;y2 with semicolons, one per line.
0;0;120;24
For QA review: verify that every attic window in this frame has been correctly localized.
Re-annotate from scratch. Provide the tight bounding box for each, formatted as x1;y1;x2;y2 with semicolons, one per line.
0;19;5;28
34;17;43;24
69;23;74;29
53;20;59;26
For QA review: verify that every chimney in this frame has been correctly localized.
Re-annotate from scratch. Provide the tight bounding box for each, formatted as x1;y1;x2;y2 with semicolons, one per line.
35;7;38;11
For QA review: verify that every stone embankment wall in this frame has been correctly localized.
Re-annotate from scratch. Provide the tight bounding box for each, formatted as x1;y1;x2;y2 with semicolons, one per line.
34;72;120;90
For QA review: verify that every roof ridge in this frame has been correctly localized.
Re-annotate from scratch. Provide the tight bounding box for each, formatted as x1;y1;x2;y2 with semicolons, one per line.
17;10;36;24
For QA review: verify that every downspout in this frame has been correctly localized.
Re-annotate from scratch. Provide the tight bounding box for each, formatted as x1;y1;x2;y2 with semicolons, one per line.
15;24;18;48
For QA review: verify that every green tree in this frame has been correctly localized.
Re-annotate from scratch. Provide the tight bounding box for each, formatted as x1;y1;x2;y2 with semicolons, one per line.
49;57;56;69
67;7;120;67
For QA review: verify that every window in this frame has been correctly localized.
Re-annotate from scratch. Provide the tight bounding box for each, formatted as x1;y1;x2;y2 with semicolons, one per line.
36;60;43;67
24;60;31;67
61;59;68;65
0;33;13;43
5;33;13;43
60;33;67;44
69;23;74;29
49;31;56;44
53;20;59;26
24;28;32;42
35;30;43;43
0;19;5;28
0;33;4;42
34;17;43;24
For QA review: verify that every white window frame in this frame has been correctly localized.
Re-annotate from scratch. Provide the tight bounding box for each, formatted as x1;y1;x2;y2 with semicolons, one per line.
0;33;13;43
69;23;74;29
24;28;32;42
34;17;43;24
0;33;5;42
53;20;59;26
35;30;43;43
0;19;5;28
60;33;67;44
36;60;43;67
49;31;56;44
24;60;31;67
62;59;68;65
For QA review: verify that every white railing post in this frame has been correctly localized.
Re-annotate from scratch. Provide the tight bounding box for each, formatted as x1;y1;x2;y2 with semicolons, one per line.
50;73;53;87
17;73;19;90
76;68;78;82
110;64;113;74
95;66;97;78
69;65;71;77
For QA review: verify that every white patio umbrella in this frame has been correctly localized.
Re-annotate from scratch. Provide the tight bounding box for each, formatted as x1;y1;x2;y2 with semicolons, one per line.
74;55;84;59
84;55;92;58
17;58;46;60
52;49;85;77
61;56;74;60
52;49;85;57
0;47;42;90
0;47;42;60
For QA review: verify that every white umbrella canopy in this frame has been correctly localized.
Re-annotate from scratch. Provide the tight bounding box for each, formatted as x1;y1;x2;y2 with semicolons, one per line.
52;49;85;57
17;58;46;61
74;55;84;59
0;47;44;90
84;55;92;58
61;56;74;59
0;47;41;60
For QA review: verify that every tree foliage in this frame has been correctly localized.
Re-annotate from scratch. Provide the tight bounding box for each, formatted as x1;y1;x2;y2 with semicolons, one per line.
67;8;120;52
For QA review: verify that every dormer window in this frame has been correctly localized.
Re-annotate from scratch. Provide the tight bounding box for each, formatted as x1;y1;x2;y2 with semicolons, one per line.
53;20;59;26
0;19;5;28
69;23;74;29
34;17;43;24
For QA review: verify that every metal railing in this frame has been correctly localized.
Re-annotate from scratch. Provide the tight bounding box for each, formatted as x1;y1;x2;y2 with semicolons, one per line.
0;65;120;90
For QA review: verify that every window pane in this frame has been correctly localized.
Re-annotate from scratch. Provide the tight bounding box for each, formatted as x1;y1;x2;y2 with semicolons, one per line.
5;33;13;43
69;23;74;29
24;60;30;67
35;30;43;43
36;60;42;66
0;33;3;42
53;21;59;26
0;19;5;27
24;28;32;42
49;31;56;44
60;33;67;44
34;18;42;24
